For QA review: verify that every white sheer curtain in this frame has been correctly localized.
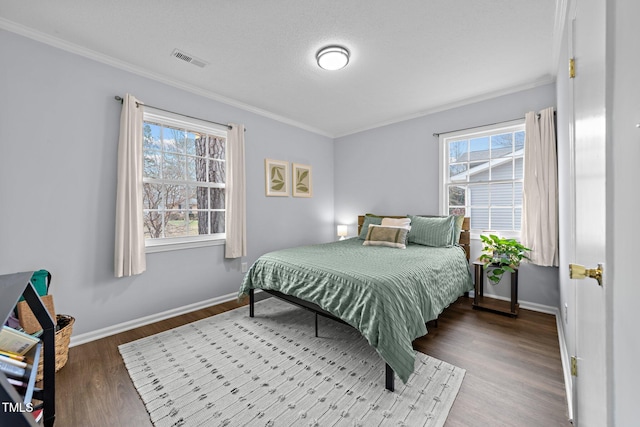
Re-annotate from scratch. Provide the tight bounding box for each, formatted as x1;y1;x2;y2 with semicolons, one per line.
114;94;146;277
521;107;558;267
225;123;247;258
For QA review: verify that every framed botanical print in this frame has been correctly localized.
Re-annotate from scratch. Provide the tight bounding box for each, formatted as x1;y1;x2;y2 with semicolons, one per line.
265;158;289;196
292;163;312;198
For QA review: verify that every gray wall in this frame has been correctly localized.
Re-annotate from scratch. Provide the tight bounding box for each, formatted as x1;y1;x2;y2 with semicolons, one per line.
334;84;560;308
0;30;334;337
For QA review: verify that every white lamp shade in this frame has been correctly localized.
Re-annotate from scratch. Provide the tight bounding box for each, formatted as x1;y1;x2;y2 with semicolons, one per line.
337;225;348;238
317;46;350;70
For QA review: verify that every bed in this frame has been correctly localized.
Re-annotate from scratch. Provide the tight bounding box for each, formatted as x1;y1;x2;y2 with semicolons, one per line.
238;214;473;391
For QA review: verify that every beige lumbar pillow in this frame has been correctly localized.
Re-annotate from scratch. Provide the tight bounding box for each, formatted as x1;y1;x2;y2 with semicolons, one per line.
363;225;409;249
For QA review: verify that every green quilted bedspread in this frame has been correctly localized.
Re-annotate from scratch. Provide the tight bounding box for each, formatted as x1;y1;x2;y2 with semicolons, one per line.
238;237;473;383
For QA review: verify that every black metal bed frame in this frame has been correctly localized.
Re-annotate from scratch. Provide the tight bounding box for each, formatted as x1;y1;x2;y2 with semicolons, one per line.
249;288;396;391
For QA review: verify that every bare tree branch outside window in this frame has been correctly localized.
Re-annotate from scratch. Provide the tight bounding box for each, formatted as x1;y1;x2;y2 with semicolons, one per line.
142;119;226;241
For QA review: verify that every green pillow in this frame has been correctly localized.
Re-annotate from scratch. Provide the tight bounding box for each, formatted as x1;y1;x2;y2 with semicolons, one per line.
408;215;455;247
358;214;384;239
452;215;465;244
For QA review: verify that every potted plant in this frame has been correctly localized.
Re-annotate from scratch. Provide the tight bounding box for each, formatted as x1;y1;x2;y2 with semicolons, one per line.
479;234;531;284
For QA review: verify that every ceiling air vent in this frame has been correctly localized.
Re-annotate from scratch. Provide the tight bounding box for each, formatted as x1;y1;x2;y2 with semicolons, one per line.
171;49;207;68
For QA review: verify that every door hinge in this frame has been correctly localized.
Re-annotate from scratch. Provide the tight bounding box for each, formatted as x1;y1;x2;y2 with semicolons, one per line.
571;356;578;376
569;58;576;79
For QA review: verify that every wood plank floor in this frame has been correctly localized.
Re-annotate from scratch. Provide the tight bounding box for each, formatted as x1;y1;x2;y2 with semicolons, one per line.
51;296;570;426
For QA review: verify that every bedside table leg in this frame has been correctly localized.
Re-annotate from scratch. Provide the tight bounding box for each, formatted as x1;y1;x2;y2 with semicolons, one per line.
472;262;486;311
474;265;479;305
511;271;518;314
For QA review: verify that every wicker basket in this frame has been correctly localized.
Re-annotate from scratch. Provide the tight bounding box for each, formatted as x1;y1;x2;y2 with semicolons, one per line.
36;314;74;382
17;295;57;334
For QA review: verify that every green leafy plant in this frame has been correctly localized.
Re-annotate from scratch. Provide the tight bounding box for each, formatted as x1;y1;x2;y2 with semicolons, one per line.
296;169;309;192
479;234;531;284
270;166;285;191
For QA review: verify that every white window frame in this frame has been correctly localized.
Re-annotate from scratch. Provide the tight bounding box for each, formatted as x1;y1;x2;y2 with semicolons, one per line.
439;119;525;240
143;107;227;253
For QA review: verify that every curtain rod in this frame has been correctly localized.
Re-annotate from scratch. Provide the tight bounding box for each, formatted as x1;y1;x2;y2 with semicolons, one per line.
114;96;245;131
432;111;555;137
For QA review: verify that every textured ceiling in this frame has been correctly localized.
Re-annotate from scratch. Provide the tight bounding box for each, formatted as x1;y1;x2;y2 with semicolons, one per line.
0;1;558;137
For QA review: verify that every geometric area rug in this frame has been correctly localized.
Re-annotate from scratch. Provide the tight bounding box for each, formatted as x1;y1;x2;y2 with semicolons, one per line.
119;298;465;427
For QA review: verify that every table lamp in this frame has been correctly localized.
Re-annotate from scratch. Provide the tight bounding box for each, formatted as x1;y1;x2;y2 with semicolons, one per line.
337;225;348;240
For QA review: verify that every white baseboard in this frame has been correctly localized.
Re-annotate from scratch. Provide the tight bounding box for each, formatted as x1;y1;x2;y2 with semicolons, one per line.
555;309;574;423
69;291;242;347
466;290;557;315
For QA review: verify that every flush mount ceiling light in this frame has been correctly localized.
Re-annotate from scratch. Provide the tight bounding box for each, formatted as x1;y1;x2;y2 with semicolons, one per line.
316;45;350;70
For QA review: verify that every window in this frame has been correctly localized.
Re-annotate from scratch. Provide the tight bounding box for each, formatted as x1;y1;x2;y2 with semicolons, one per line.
440;120;525;237
142;108;227;251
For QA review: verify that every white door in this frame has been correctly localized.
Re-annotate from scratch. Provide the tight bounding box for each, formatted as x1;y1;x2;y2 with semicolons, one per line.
571;0;608;424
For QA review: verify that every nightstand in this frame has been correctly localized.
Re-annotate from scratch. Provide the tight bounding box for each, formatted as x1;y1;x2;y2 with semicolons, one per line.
472;261;519;317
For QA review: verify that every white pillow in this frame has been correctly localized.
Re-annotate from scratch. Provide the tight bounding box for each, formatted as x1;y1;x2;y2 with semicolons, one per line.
381;217;411;230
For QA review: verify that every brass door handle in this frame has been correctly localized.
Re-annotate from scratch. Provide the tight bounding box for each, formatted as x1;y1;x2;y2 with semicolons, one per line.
569;263;603;286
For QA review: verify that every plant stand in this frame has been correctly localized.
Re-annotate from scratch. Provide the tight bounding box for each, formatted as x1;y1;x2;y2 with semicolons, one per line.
472;261;519;317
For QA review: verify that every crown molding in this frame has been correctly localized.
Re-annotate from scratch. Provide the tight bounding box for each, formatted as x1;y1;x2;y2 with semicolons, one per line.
0;17;333;138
